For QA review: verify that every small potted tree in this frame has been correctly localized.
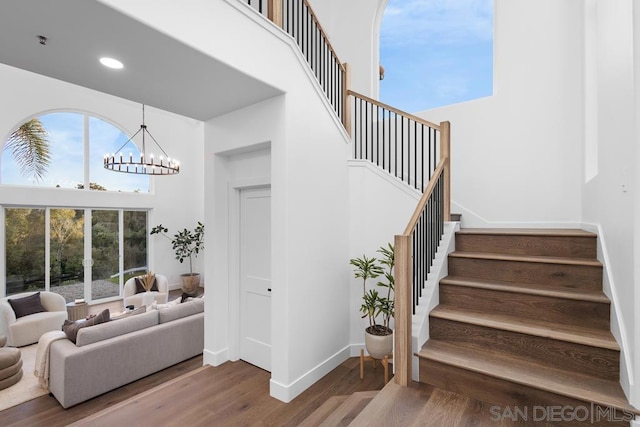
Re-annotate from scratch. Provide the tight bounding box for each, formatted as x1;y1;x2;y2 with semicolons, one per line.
150;222;204;294
350;243;395;359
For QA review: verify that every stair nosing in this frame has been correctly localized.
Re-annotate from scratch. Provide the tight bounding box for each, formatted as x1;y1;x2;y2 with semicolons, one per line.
440;276;610;303
430;306;619;351
449;251;602;267
418;339;638;414
456;228;597;238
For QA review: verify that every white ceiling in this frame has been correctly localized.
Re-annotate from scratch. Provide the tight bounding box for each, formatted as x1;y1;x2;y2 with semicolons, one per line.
0;0;283;121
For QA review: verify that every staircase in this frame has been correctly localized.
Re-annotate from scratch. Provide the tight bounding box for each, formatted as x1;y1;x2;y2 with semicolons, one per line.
418;228;638;423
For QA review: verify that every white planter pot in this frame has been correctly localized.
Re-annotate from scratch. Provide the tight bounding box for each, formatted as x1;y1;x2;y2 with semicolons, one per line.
364;327;393;359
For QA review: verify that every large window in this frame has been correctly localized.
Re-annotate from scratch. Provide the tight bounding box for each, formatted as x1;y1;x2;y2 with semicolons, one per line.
4;207;148;302
380;0;494;113
2;112;148;192
2;111;152;301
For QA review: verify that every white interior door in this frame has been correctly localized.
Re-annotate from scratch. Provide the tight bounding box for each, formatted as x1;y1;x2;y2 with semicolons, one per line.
239;186;271;371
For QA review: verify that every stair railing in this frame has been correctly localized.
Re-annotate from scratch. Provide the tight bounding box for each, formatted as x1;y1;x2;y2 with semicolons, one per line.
243;0;350;130
394;121;450;386
348;91;444;191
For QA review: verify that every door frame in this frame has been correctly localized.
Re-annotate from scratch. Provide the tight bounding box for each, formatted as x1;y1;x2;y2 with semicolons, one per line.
228;177;271;362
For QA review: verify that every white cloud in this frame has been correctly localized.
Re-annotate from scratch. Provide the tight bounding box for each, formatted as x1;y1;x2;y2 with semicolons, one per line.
381;0;493;48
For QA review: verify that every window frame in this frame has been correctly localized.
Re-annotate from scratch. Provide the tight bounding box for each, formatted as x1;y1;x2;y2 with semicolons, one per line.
2;205;149;303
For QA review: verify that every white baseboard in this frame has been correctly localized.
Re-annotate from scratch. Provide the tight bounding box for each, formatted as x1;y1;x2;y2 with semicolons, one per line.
270;346;351;403
203;347;229;367
349;343;365;357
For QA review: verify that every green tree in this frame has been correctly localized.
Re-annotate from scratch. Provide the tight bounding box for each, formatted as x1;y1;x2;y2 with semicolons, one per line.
5;208;46;292
4;118;51;181
50;209;84;283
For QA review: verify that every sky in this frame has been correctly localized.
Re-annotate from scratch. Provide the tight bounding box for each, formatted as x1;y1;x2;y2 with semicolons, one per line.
380;0;494;113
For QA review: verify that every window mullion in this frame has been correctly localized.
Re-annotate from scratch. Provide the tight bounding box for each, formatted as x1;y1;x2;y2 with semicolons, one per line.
84;114;90;190
0;208;5;296
84;208;92;302
45;208;51;292
119;210;124;297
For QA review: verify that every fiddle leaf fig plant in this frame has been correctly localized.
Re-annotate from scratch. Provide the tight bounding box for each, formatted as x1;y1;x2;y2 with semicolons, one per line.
150;222;204;276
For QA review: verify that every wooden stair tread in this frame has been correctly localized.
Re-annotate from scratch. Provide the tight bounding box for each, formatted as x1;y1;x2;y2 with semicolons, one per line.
298;395;348;426
350;381;434;426
430;306;619;350
449;251;602;267
318;390;378;426
440;275;610;303
458;228;597;238
418;340;638;414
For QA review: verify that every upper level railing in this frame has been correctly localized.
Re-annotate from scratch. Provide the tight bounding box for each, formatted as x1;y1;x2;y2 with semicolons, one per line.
243;0;349;129
349;91;443;191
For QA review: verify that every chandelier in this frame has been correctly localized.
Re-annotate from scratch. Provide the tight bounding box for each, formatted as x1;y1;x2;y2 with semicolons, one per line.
104;105;180;175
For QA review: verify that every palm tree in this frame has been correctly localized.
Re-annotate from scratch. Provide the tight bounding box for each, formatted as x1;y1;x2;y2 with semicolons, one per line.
4;118;51;181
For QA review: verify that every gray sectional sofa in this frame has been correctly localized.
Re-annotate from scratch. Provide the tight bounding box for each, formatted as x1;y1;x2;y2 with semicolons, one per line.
49;298;204;408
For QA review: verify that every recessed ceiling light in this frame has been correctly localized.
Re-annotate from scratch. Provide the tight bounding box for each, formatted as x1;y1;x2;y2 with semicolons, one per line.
99;57;124;70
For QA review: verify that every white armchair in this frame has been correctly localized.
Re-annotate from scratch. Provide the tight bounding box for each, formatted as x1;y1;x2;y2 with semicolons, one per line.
123;274;169;309
0;291;68;347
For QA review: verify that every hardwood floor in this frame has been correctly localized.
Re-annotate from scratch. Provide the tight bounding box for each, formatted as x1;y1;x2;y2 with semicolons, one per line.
0;355;204;426
0;356;387;426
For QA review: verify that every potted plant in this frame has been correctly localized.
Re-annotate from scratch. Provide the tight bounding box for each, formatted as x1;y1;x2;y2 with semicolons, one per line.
350;243;395;359
150;222;204;294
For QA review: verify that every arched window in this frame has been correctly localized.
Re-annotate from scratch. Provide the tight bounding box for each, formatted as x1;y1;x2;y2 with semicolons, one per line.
2;112;150;301
2;112;148;192
380;0;494;113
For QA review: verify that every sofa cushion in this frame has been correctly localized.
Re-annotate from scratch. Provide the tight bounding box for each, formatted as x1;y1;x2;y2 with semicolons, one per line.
8;292;45;319
134;276;158;293
158;298;204;324
75;310;159;347
62;309;110;344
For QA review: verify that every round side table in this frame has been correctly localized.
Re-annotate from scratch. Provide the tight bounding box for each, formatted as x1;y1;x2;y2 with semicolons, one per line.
66;302;89;321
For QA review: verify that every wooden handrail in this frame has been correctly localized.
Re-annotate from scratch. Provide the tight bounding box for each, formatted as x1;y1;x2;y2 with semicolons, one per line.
402;160;446;235
301;0;346;73
347;90;441;131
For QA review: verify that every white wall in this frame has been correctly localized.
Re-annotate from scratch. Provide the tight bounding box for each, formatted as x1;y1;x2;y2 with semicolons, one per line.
307;0;387;98
109;0;356;402
582;0;639;406
0;63;205;290
347;160;420;353
413;0;585;228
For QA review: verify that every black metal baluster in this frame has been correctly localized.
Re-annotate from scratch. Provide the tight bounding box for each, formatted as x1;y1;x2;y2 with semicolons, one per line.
394;113;398;179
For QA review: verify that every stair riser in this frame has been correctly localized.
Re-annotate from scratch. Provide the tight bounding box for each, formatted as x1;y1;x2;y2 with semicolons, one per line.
429;319;620;381
455;234;596;259
448;257;603;290
419;359;633;426
439;285;610;330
